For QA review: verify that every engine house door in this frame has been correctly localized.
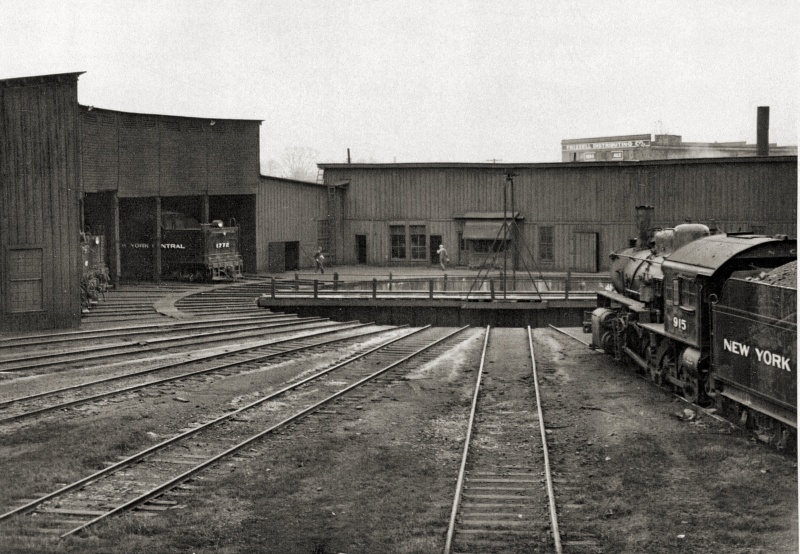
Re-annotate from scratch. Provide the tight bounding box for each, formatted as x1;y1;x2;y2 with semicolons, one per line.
572;232;599;272
284;242;299;271
355;235;367;264
268;242;285;273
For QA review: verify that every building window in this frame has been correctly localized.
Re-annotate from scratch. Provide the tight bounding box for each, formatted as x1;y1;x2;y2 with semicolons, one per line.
7;248;43;313
611;151;623;160
409;225;427;260
539;226;554;261
390;225;406;259
584;152;596;161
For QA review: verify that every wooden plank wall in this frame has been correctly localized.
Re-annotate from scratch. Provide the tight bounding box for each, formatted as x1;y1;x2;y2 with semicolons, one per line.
81;108;260;197
0;74;82;332
322;158;797;271
256;178;327;272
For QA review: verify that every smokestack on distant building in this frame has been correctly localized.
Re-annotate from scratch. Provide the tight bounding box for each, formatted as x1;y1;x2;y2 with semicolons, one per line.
757;106;770;156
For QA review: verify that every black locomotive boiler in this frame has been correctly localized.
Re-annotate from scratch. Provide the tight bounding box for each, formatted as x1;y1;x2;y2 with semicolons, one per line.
590;206;796;448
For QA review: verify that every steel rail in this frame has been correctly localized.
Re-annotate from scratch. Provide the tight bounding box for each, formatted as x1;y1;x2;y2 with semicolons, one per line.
0;320;363;409
0;324;427;526
0;322;389;423
548;324;593;347
60;325;469;537
443;325;490;554
0;312;289;348
0;316;323;369
528;326;562;553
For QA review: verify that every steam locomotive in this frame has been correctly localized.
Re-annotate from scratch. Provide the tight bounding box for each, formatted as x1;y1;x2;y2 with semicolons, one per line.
120;210;243;282
589;206;796;449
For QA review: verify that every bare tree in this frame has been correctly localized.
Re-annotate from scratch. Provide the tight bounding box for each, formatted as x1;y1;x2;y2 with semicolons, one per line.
261;159;281;176
278;147;320;181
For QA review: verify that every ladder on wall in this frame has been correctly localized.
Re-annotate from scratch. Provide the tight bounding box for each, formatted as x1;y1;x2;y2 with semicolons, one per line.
317;168;337;266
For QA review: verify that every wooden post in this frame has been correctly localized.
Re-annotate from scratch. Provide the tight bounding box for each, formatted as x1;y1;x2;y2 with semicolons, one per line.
271;277;276;298
313;280;318;298
154;197;161;283
429;279;434;299
112;193;121;287
202;195;210;224
294;273;299;291
565;269;571;300
333;272;339;292
389;272;393;291
443;273;448;292
372;278;378;299
490;279;495;300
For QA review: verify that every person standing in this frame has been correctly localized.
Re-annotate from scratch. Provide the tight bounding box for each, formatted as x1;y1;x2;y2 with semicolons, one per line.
436;244;449;270
314;247;325;274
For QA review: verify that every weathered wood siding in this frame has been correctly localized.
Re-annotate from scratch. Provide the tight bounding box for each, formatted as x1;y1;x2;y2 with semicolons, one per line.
1;73;82;332
256;177;327;272
81;108;260;197
321;157;797;271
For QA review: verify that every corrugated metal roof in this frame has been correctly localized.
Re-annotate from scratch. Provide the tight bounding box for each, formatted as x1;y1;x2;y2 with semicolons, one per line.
663;235;797;276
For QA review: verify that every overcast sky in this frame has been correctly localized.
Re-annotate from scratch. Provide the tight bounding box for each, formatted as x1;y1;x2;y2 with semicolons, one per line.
2;0;797;168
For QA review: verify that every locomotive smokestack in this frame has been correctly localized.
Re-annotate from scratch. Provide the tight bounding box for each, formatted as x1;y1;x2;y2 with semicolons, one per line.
635;205;654;248
757;106;770;156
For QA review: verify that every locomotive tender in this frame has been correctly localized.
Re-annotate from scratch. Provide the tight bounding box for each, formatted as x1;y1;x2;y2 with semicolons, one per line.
121;210;243;282
590;206;796;448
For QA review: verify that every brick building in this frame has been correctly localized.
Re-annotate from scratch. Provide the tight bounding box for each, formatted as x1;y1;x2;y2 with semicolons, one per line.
561;133;797;162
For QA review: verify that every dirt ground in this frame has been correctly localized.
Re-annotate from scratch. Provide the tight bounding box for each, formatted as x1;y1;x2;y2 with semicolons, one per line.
0;326;796;553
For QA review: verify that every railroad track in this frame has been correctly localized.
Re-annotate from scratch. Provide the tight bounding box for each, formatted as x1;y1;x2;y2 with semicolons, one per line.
0;314;340;373
0;312;298;351
0;322;404;426
0;325;468;540
445;326;561;554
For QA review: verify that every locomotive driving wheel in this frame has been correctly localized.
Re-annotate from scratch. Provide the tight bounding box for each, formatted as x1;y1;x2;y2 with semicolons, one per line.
682;370;709;406
654;348;676;388
683;371;700;404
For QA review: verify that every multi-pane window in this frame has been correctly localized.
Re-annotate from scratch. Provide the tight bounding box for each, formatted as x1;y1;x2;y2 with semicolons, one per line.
7;248;43;312
539;226;554;261
409;225;427;260
390;225;406;259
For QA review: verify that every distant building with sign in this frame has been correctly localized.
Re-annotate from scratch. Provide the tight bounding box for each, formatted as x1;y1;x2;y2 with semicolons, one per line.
561;133;797;162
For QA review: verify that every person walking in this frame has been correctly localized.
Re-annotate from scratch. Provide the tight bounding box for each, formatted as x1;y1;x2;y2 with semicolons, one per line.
436;244;449;270
314;247;325;274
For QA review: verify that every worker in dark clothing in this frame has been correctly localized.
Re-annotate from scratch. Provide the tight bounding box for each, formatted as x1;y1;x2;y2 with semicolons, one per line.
314;247;325;274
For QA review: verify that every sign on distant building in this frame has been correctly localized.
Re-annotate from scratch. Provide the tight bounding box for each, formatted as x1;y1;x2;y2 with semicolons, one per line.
564;139;650;151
